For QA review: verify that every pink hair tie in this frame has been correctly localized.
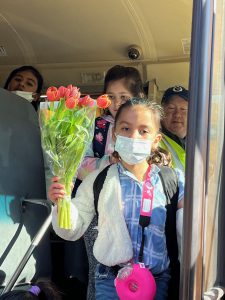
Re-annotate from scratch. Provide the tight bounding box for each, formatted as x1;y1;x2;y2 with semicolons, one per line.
29;285;41;296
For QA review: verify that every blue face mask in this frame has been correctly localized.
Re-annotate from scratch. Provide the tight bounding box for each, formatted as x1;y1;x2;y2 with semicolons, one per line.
115;135;152;165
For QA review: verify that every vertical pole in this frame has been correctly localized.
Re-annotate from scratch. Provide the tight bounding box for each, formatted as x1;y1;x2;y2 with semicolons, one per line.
180;0;214;299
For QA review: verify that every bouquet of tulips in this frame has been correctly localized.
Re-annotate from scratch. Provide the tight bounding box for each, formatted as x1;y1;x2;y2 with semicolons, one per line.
39;85;110;229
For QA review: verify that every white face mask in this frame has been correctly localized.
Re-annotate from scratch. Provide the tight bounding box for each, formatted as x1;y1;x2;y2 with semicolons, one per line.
115;135;152;165
11;90;35;103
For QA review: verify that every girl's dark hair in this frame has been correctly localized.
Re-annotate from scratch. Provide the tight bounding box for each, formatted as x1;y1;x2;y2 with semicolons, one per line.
4;65;44;93
103;65;144;97
0;280;62;300
113;97;172;166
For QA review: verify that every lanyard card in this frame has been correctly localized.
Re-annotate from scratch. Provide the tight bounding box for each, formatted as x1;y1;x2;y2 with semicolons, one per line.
140;166;154;218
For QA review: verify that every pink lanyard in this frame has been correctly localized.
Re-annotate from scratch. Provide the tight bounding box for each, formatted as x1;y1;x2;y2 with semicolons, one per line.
140;165;154;217
139;165;154;262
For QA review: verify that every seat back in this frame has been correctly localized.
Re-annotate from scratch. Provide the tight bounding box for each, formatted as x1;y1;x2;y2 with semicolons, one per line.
0;88;51;287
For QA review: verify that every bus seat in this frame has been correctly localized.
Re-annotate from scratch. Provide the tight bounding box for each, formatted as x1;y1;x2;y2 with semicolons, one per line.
0;88;51;288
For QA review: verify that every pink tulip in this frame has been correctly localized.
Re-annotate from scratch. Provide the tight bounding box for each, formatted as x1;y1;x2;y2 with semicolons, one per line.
46;86;60;101
66;85;81;99
79;95;95;107
67;84;73;91
65;97;78;109
97;94;111;108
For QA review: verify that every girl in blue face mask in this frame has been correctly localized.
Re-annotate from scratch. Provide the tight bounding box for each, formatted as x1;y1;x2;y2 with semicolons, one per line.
49;98;184;300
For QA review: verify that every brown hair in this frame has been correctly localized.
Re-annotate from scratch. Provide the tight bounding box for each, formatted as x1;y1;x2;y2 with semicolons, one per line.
148;147;172;167
103;65;144;96
103;65;145;115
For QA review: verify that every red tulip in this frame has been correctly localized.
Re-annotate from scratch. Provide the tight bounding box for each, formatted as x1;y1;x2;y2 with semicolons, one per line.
46;86;60;101
65;97;78;109
58;86;67;98
79;95;95;107
96;94;111;108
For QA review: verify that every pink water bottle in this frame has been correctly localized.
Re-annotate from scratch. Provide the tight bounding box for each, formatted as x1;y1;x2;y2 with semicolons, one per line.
114;263;156;300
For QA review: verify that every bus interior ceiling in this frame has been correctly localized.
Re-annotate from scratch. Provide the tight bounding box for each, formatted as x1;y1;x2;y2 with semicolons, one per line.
0;0;192;97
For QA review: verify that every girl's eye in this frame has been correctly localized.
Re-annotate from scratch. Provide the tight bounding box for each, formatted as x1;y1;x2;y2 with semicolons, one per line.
121;95;130;102
108;95;115;101
14;77;22;82
139;129;150;135
27;81;34;87
121;127;129;131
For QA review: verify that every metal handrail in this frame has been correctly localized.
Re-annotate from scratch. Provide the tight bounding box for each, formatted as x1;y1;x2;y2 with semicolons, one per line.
180;0;215;298
1;199;53;294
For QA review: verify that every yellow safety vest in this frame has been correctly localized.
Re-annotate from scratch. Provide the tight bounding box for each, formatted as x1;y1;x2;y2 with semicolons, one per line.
159;134;186;172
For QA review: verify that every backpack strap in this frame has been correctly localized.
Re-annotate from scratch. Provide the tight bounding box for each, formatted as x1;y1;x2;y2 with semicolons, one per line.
93;165;111;217
158;166;179;205
158;166;179;263
158;166;180;300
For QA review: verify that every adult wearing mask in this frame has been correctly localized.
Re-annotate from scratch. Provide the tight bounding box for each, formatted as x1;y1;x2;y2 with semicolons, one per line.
4;65;43;111
160;86;189;172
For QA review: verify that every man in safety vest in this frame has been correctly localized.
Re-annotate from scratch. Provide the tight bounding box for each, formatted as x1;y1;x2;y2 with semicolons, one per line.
160;86;189;172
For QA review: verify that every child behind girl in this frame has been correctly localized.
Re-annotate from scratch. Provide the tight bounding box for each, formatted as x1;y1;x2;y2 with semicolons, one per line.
76;64;145;182
4;65;44;111
49;98;184;300
0;280;62;300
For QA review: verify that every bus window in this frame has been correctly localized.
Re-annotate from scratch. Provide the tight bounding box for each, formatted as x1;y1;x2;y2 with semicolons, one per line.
181;0;225;299
204;0;225;292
